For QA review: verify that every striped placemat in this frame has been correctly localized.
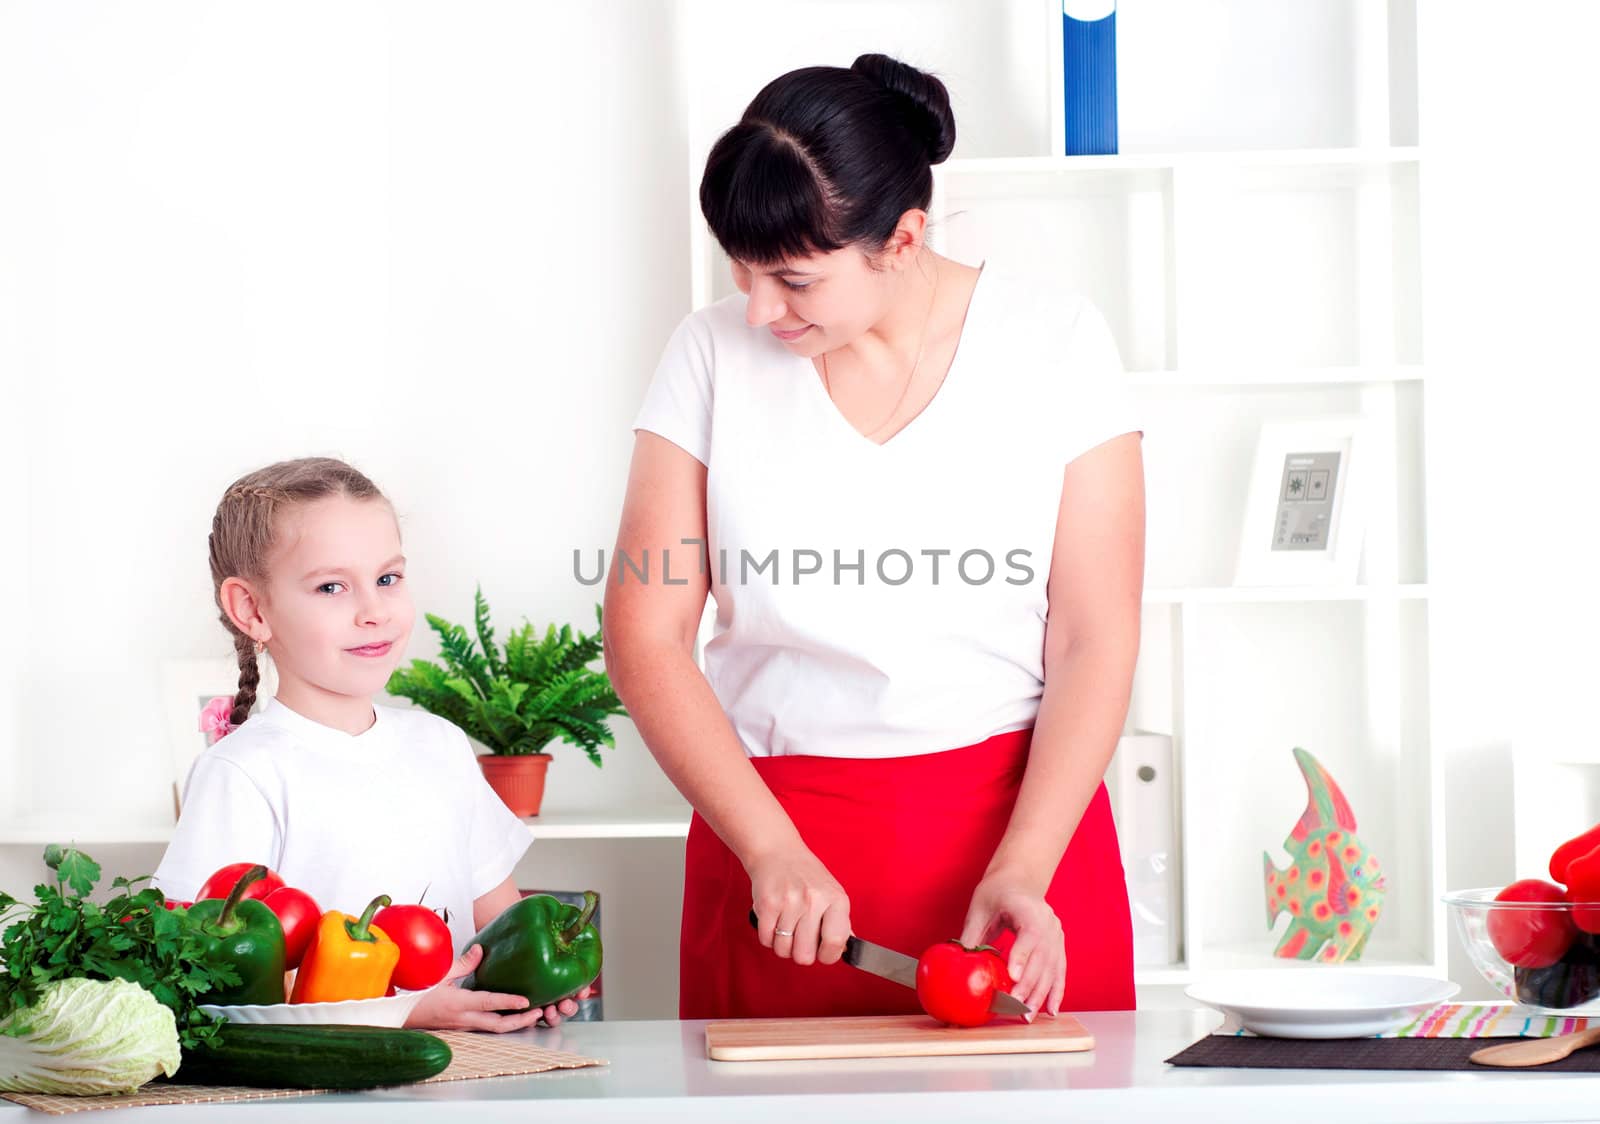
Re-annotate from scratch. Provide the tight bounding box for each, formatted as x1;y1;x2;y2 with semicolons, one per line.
0;1031;607;1115
1382;1002;1594;1038
1213;1003;1596;1040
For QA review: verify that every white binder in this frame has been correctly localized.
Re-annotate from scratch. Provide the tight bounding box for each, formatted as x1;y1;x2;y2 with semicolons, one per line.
1104;732;1181;967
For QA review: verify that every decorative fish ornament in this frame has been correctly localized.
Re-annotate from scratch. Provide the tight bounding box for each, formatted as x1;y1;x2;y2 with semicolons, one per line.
1263;747;1388;962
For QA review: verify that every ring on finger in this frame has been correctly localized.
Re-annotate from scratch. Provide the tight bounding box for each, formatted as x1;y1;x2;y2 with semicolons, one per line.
774;927;794;938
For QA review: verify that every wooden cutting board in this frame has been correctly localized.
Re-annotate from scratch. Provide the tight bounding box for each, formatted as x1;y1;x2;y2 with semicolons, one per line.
705;1013;1094;1061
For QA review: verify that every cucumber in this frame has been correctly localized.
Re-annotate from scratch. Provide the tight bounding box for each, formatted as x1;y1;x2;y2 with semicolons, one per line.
172;1023;453;1089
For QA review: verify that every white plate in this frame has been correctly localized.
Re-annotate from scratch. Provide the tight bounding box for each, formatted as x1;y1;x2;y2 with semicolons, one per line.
1185;970;1459;1038
199;986;435;1028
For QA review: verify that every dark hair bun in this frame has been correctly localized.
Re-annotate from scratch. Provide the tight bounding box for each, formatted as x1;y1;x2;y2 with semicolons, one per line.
850;53;955;165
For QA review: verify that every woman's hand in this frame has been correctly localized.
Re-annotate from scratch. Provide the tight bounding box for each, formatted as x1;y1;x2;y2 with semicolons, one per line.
405;944;589;1032
747;844;852;967
959;873;1066;1019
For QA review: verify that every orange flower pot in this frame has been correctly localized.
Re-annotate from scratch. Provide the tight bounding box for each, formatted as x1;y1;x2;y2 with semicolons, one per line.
478;753;552;817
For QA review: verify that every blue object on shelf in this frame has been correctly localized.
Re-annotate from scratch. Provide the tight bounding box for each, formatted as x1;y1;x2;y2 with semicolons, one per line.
1062;0;1118;156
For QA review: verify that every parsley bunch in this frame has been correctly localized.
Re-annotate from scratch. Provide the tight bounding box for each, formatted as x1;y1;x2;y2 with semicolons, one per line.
0;845;234;1050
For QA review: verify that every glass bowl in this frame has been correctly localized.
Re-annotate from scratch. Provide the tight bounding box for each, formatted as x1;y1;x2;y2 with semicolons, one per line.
1443;887;1600;1013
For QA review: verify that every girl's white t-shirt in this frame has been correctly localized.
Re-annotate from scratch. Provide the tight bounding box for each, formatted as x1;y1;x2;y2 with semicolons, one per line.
630;266;1141;760
153;698;531;953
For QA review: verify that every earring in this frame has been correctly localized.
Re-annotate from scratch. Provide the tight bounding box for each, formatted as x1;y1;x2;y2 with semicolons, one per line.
254;639;267;655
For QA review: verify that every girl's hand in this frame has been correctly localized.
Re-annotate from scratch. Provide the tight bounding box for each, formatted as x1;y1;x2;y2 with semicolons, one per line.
747;844;852;967
405;944;589;1031
959;874;1065;1019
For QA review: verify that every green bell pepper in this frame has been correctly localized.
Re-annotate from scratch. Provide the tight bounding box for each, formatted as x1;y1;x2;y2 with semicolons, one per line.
185;864;287;1006
462;891;602;1008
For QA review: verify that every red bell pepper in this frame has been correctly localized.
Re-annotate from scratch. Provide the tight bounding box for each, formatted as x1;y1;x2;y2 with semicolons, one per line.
1560;843;1600;933
1550;823;1600;885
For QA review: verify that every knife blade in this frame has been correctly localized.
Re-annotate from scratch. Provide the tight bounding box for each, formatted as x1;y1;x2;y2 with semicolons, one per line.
746;910;1031;1017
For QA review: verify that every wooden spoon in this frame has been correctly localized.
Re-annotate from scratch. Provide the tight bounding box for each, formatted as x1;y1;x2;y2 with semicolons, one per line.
1470;1025;1600;1067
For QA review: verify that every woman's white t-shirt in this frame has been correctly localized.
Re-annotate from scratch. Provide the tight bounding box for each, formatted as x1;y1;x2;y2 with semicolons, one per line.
630;267;1141;760
153;699;531;953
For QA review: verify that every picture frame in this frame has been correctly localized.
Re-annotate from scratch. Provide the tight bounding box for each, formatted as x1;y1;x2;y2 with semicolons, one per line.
1233;415;1374;587
159;654;274;819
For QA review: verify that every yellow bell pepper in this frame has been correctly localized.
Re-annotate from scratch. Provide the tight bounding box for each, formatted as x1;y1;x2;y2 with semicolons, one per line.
289;894;399;1003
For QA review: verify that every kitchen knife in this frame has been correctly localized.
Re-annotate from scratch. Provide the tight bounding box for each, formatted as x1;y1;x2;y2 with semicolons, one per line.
746;910;1031;1017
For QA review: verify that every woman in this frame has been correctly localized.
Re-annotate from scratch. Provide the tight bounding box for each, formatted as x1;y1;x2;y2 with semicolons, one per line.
603;53;1144;1021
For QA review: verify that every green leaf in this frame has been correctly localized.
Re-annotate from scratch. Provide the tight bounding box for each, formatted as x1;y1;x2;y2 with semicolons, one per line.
427;612;492;698
445;677;481;706
475;586;503;677
43;847;101;897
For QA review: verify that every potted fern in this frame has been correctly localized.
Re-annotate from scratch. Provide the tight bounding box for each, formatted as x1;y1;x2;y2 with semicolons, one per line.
387;589;627;817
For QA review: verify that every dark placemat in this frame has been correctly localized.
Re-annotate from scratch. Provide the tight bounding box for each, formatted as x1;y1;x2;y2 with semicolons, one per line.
1168;1034;1600;1073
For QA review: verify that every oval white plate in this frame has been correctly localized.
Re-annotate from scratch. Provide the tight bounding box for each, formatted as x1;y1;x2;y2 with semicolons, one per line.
200;986;434;1028
1185;970;1459;1038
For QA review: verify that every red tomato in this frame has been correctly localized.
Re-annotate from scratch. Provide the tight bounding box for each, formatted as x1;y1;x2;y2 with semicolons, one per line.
261;887;320;969
915;940;1009;1028
373;904;454;991
1488;879;1577;968
196;862;285;903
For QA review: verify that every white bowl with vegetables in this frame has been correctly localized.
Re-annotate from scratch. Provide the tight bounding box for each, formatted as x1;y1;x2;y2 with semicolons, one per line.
199;985;437;1028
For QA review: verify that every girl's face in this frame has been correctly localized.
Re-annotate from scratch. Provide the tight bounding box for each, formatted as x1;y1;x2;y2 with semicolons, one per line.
731;244;904;355
255;495;415;705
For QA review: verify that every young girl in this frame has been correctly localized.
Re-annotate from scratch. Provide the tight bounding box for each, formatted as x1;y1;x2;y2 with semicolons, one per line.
154;456;583;1031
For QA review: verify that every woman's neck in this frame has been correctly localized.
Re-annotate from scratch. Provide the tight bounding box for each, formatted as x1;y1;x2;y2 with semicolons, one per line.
853;251;946;377
834;253;978;385
273;674;377;736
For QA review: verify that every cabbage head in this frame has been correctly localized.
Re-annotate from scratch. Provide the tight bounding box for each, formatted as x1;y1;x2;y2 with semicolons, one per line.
0;977;181;1095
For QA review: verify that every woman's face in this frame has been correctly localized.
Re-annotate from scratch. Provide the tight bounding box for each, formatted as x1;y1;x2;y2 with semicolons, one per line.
730;244;901;356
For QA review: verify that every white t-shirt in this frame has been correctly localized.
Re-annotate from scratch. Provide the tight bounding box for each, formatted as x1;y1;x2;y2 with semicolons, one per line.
630;266;1141;759
153;698;531;953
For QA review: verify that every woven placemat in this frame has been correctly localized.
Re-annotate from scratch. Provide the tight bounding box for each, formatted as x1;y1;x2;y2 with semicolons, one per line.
1168;1034;1600;1072
0;1031;608;1115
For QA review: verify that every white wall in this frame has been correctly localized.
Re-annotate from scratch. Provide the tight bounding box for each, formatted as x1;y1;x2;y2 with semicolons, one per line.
0;1;689;829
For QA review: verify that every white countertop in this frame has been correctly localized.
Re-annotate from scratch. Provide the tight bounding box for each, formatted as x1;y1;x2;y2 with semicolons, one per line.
6;1008;1600;1122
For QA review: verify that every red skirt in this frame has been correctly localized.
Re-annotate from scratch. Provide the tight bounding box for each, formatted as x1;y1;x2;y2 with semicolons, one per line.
679;726;1135;1019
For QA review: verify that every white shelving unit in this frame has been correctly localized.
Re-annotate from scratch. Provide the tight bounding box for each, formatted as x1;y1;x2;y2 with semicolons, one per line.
682;0;1442;993
0;808;693;848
